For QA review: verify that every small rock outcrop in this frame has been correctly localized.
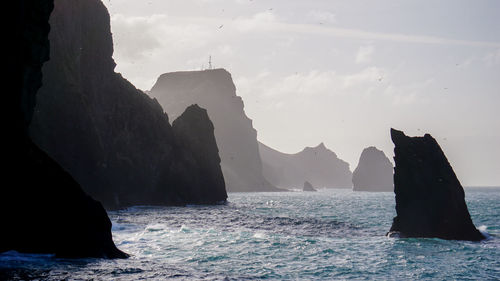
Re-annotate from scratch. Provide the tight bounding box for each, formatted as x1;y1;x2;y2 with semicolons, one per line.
149;69;279;192
303;181;317;192
30;0;227;208
171;105;227;204
352;147;394;192
2;0;126;258
388;128;485;241
259;142;352;189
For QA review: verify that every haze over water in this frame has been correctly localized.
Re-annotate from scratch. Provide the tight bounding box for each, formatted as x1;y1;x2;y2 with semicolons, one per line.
104;0;500;187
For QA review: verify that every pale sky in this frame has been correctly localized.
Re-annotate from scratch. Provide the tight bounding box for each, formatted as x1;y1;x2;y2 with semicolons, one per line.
103;0;500;186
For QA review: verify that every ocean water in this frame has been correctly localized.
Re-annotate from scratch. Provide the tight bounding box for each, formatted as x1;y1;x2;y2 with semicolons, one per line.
1;188;499;280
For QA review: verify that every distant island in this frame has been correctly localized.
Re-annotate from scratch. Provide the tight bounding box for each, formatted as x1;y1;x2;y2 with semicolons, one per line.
148;69;279;192
352;146;394;192
259;142;352;189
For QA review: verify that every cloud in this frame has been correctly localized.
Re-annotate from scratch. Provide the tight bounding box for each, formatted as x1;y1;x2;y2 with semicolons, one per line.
110;13;215;59
217;45;234;55
234;11;278;31
343;66;383;87
110;14;166;60
227;12;500;47
306;10;337;24
235;67;434;114
355;45;374;64
484;48;500;65
239;67;387;104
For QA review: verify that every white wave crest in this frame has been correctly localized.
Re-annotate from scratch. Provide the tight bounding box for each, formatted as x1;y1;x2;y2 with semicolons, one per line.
477;225;491;240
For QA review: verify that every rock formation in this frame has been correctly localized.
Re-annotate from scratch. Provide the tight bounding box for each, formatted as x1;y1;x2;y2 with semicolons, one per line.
149;69;279;192
29;0;226;209
171;105;228;203
303;181;317;192
388;129;485;241
259;142;353;189
352;147;394;192
2;0;126;258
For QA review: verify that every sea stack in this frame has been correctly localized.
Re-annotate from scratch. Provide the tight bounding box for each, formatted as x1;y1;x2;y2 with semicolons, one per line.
30;0;227;208
3;0;126;258
388;128;485;241
171;105;227;203
149;69;278;192
352;147;394;192
259;142;352;189
303;181;317;192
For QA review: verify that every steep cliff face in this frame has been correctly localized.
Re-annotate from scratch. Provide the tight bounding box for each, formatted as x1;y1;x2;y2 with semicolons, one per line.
352;147;393;192
149;69;278;192
2;0;126;258
259;142;353;189
171;105;228;203
30;0;226;208
388;129;484;241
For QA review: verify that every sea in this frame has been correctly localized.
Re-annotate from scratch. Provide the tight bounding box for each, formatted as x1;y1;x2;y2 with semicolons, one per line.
1;188;499;280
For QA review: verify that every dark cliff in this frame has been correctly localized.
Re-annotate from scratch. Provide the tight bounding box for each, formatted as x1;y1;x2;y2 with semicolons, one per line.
29;0;226;208
259;142;352;189
352;146;394;192
149;69;279;192
171;105;228;203
388;129;484;241
2;0;126;258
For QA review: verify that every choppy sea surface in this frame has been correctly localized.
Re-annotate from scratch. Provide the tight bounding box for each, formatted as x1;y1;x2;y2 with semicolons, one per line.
1;188;499;280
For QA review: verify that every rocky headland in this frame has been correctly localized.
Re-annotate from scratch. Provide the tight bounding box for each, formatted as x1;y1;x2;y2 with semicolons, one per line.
30;0;227;209
149;69;279;192
3;0;126;258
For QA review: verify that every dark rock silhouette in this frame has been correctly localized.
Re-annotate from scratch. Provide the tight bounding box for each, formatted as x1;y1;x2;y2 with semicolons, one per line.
149;69;279;192
352;146;394;192
2;0;126;258
259;142;352;189
29;0;226;208
303;181;317;192
171;105;228;203
388;129;485;241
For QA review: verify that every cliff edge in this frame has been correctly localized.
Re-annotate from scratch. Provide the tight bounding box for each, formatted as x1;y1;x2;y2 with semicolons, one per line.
30;0;227;208
149;69;278;192
2;0;126;258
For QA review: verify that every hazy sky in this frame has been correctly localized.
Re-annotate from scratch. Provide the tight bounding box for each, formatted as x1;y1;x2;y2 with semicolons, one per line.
103;0;500;186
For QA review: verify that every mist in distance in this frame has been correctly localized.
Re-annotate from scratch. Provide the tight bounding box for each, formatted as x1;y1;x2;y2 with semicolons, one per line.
104;0;500;186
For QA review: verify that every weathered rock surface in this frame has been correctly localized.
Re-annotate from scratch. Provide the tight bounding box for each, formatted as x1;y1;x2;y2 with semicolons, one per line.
352;147;394;192
303;181;317;192
2;0;126;258
259;142;353;189
149;69;279;192
29;0;226;208
388;128;485;241
171;105;227;203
